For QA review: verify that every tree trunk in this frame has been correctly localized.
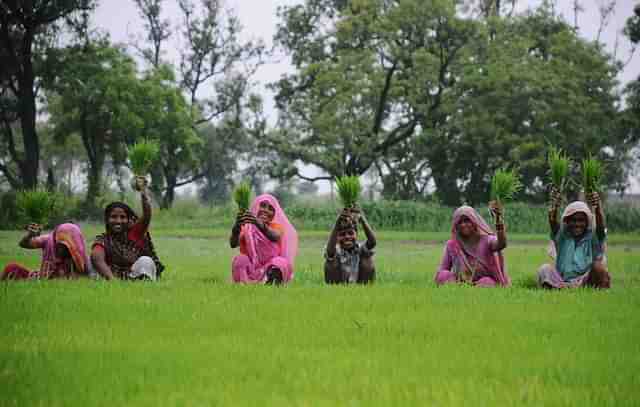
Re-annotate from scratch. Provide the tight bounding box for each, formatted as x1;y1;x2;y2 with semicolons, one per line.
161;170;177;209
17;29;40;189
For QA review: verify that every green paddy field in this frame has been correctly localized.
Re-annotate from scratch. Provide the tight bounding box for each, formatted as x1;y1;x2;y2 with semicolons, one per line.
1;226;639;406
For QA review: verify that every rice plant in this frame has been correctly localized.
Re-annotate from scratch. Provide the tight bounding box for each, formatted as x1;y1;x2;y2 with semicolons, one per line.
548;145;571;192
16;188;58;227
582;154;603;195
335;175;361;208
233;182;252;212
129;140;160;175
490;168;523;204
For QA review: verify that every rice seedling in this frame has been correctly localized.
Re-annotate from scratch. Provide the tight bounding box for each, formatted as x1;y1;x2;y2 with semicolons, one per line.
16;188;58;227
582;154;603;195
128;140;160;176
548;145;570;192
335;175;361;208
490;168;523;204
233;182;252;212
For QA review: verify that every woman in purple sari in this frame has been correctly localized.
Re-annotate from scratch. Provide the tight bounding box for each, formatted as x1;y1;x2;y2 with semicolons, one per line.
229;194;298;284
434;203;510;287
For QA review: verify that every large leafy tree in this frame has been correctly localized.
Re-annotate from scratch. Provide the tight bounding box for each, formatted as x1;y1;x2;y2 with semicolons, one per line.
132;0;264;207
270;0;475;181
0;0;94;189
44;39;142;212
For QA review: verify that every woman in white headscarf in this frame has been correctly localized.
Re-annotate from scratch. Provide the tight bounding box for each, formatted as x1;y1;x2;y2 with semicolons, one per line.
537;189;610;289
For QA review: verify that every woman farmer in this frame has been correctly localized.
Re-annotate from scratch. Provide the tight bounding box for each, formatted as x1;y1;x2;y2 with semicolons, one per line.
537;189;610;289
91;176;164;281
230;194;298;284
1;222;89;280
324;207;377;284
435;202;510;287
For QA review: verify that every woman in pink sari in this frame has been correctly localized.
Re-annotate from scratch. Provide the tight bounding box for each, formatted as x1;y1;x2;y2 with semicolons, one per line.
434;203;510;287
229;194;298;284
2;222;89;280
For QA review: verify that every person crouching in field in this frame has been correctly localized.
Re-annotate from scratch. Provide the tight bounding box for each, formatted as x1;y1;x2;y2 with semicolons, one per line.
230;194;298;285
91;176;164;281
435;202;510;287
2;222;89;280
537;189;610;289
324;207;377;284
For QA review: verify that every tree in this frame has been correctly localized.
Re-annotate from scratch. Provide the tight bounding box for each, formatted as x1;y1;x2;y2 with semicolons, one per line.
0;0;95;189
44;39;142;213
270;0;475;181
132;0;265;207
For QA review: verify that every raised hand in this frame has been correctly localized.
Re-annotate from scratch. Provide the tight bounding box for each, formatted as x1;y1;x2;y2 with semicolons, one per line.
25;223;42;237
587;191;601;209
135;175;148;192
549;186;562;211
488;200;503;224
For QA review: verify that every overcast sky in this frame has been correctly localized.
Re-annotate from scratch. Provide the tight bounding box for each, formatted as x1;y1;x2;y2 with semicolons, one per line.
93;0;640;192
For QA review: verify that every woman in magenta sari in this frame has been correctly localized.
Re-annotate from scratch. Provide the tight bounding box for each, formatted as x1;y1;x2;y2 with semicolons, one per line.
434;203;510;287
229;194;298;284
2;223;89;280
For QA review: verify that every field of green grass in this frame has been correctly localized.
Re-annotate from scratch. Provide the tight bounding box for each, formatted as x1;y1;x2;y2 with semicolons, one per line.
1;226;639;406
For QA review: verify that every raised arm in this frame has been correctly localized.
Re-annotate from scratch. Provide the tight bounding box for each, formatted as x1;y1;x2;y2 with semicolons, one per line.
489;201;507;251
229;211;243;248
356;209;377;250
325;211;347;259
548;187;562;236
588;192;606;240
136;176;152;228
91;246;115;280
18;223;42;249
243;213;282;243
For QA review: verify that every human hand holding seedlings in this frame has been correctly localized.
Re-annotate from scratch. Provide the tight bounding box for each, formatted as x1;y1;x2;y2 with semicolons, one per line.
587;191;601;210
25;222;42;237
489;200;504;225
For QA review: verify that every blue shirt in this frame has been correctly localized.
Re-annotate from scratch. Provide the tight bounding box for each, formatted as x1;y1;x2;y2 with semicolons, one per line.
553;226;606;282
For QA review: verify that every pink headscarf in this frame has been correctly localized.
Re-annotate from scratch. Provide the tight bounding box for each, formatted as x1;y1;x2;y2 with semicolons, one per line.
41;223;88;276
450;206;510;286
241;194;298;268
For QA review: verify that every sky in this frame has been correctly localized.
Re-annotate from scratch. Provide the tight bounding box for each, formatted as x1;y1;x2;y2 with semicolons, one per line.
93;0;640;193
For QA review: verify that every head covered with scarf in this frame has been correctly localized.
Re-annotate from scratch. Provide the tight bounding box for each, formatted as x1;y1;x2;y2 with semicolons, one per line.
547;201;596;260
449;205;510;286
240;194;298;268
104;201;138;232
561;201;593;228
97;200;165;277
41;223;88;275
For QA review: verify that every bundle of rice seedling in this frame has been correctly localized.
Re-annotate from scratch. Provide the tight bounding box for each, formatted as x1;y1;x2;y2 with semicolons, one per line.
582;154;603;195
129;140;160;176
233;181;252;212
548;145;570;192
16;189;58;227
335;175;361;208
490;168;522;204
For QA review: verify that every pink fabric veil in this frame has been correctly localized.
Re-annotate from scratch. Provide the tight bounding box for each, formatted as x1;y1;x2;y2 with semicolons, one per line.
41;223;88;275
244;194;298;267
450;205;510;286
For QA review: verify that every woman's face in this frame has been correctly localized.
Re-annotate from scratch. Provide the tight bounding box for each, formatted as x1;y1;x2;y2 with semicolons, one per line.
456;216;476;238
108;207;130;234
55;242;70;259
337;228;357;250
566;212;588;237
257;201;276;223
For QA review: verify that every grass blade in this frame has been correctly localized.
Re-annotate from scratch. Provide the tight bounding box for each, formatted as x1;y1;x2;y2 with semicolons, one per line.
129;141;160;175
232;182;252;211
335;175;361;208
490;168;523;204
